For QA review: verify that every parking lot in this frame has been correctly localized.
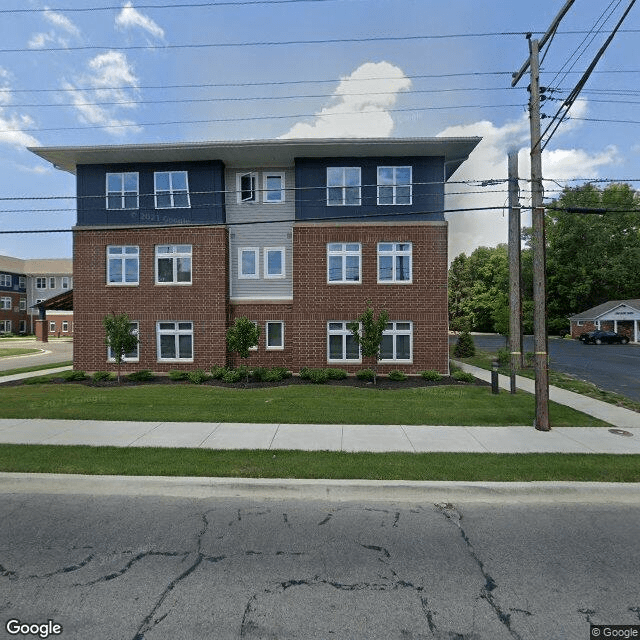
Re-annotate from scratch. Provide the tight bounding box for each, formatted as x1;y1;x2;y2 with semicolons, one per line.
0;338;72;372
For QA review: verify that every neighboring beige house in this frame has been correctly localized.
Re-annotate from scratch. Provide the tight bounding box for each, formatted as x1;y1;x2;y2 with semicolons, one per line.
0;254;73;335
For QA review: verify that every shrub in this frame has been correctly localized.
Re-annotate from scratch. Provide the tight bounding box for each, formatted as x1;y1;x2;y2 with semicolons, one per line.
62;370;87;381
420;369;442;382
251;367;270;382
325;368;348;380
356;368;375;382
23;375;52;385
92;371;114;382
187;369;209;384
449;361;461;373
453;329;475;357
210;365;228;380
169;370;189;381
126;370;154;382
496;348;510;368
452;370;475;383
299;367;312;380
260;367;292;383
387;370;407;381
307;369;330;384
222;368;243;384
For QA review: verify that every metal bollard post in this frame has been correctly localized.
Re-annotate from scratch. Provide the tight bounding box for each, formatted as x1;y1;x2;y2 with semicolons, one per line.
491;360;499;395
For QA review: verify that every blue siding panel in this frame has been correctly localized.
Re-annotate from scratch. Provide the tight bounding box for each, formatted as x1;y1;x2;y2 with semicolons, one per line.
294;156;445;223
77;161;226;226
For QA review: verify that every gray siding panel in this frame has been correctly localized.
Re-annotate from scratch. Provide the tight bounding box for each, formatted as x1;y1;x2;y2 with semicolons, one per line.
226;168;294;300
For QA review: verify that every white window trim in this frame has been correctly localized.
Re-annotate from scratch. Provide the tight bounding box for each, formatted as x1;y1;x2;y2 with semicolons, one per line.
265;321;285;350
377;166;413;206
106;172;139;210
49;277;56;289
18;277;26;289
327;243;362;284
377;242;413;284
155;245;192;286
0;320;11;333
264;247;285;279
327;167;361;206
237;172;258;204
108;321;139;363
378;321;413;363
49;321;56;332
35;277;47;289
0;297;11;310
0;274;11;287
62;321;69;332
238;247;260;280
327;321;362;364
154;171;191;209
19;298;27;311
107;245;140;286
262;172;285;203
156;321;194;362
62;277;70;289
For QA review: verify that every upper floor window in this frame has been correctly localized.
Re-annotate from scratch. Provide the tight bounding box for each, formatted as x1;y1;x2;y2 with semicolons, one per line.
327;167;361;206
327;243;361;283
377;166;412;205
49;277;56;289
18;277;26;289
264;247;285;279
238;248;259;279
106;172;139;210
263;173;285;203
0;297;11;310
378;242;412;283
62;277;70;289
156;245;192;284
35;277;46;289
19;298;26;311
237;172;257;203
154;171;190;209
0;274;11;287
108;246;139;285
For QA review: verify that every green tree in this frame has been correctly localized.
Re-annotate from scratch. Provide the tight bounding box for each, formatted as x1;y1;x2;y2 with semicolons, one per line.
103;313;139;383
226;317;261;380
453;328;475;357
348;301;389;384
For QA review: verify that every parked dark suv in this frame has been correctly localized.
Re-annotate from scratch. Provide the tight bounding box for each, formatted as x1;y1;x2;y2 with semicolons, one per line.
582;330;630;345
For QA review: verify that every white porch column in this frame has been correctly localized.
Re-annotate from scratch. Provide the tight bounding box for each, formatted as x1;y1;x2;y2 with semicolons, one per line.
614;320;618;334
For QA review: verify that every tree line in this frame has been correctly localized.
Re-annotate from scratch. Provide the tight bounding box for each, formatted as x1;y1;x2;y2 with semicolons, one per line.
449;183;640;335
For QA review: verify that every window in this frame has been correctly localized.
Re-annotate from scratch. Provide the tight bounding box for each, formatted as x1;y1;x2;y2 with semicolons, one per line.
377;166;412;205
62;321;69;332
0;274;11;287
154;171;190;208
108;321;139;362
18;277;26;289
19;298;26;311
157;321;193;361
327;243;361;283
156;245;192;284
49;277;56;289
19;320;26;333
49;321;56;333
62;277;70;289
266;321;284;350
108;246;139;285
36;277;46;289
0;320;11;333
378;243;412;283
380;322;412;362
327;322;360;362
0;297;11;310
106;172;139;210
239;248;259;279
327;167;361;206
237;172;257;203
264;247;285;279
263;172;284;203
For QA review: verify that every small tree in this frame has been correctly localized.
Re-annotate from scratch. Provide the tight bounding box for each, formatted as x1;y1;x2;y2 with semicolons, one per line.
226;316;261;381
453;328;475;358
348;301;389;384
103;313;139;383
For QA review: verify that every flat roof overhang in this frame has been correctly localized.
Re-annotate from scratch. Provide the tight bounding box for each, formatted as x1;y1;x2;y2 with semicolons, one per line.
28;136;481;182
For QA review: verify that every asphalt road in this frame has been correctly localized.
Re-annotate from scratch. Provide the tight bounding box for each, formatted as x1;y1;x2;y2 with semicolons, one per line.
1;492;639;640
0;339;72;372
454;334;640;403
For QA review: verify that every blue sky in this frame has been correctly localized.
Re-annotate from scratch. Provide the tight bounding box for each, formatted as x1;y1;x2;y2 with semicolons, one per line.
1;0;638;261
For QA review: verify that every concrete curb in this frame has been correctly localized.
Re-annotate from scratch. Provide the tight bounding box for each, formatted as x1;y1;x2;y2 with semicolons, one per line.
1;473;639;503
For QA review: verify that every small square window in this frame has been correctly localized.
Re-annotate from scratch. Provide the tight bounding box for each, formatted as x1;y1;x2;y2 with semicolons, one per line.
266;321;284;350
107;172;139;210
377;166;412;205
154;171;190;209
155;245;192;285
36;278;46;289
327;167;361;206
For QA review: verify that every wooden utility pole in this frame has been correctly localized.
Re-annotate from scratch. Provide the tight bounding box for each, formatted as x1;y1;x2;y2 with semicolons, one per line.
508;151;523;394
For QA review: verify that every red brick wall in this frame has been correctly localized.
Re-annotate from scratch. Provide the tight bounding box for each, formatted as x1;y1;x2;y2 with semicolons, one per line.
46;314;74;337
570;321;596;338
73;226;228;372
0;292;28;333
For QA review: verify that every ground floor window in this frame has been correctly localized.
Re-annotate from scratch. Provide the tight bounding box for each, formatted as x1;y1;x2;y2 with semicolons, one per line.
157;321;193;361
379;321;412;362
19;320;26;333
49;321;56;333
62;321;69;332
108;321;139;362
327;321;361;362
0;320;11;333
266;321;284;350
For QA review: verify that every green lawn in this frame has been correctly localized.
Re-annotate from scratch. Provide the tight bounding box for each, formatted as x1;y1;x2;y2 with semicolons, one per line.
0;361;72;377
0;382;610;427
0;348;41;358
0;444;637;482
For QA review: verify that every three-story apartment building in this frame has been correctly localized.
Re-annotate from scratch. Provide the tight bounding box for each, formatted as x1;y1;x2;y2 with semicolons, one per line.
30;137;480;373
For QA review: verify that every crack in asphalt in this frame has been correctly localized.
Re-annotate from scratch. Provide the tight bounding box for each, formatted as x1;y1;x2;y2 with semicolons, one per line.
435;502;524;640
26;553;96;580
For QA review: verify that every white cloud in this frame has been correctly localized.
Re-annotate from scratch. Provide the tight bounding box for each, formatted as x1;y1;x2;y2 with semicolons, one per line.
116;2;165;40
438;101;620;262
28;8;81;49
281;61;411;139
0;67;40;148
63;51;142;136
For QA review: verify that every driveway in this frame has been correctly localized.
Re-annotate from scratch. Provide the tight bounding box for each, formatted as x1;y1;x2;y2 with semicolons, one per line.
0;339;72;371
451;334;640;403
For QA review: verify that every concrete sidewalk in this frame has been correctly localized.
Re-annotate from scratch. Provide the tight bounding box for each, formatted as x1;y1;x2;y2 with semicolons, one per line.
0;418;639;454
